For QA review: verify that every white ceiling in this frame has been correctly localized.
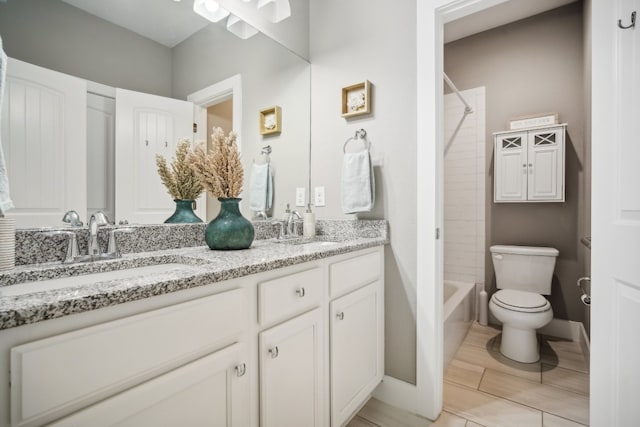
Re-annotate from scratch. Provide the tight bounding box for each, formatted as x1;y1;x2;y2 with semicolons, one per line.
444;0;579;44
61;0;579;49
61;0;210;47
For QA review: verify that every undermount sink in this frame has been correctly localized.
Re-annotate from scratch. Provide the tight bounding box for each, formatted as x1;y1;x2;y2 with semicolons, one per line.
0;263;199;297
274;237;340;246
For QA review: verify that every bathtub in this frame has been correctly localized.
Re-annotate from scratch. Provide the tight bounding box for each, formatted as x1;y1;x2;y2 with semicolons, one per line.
443;280;476;366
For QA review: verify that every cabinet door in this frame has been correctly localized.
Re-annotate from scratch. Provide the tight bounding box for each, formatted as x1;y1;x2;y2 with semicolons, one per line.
494;132;528;202
259;308;324;427
50;343;249;427
527;127;565;201
330;281;384;427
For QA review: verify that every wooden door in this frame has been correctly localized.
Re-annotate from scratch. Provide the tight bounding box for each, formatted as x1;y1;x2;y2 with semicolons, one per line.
591;0;640;424
115;88;193;224
1;58;86;227
259;308;324;427
330;281;384;427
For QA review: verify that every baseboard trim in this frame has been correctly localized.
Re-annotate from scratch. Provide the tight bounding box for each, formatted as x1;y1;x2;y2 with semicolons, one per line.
578;322;590;366
537;318;586;342
372;375;418;415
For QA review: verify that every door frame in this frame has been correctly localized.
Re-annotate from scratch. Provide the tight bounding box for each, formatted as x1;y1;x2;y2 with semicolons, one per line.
187;74;243;220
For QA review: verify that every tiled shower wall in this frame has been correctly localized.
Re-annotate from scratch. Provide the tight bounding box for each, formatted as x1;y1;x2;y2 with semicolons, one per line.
444;87;486;285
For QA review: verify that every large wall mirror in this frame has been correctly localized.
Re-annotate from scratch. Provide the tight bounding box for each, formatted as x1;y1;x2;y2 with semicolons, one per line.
0;0;310;228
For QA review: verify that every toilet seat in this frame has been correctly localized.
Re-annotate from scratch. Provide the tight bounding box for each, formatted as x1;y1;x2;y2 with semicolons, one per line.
491;289;551;313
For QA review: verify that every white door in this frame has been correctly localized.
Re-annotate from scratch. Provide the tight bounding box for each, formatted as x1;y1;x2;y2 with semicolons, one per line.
1;58;86;227
330;281;384;427
87;93;115;221
591;0;640;425
527;127;564;201
494;132;527;202
49;343;249;427
259;308;323;427
115;88;193;224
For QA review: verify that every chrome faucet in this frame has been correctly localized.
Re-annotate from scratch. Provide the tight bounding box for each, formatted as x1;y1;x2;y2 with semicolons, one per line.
87;211;109;256
62;210;83;227
286;208;302;237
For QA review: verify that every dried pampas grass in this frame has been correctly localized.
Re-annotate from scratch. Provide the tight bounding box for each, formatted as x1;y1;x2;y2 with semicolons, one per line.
156;139;204;200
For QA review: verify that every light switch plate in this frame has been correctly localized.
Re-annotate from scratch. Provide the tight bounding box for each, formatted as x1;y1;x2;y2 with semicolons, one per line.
314;186;326;207
295;187;306;207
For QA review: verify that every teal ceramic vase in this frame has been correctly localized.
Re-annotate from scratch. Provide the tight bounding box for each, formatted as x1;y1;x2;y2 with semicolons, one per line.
205;198;254;250
164;199;203;224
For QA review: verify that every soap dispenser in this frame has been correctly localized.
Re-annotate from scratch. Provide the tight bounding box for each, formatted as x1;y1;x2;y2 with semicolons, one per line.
303;204;316;238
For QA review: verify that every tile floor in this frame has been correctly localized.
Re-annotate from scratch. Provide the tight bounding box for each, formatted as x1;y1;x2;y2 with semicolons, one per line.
348;322;589;427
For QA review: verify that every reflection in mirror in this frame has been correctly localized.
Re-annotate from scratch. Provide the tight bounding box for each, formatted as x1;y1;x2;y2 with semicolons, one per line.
0;0;310;228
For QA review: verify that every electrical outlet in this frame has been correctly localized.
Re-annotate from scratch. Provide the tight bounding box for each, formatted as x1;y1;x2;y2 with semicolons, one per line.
295;187;306;207
314;186;326;207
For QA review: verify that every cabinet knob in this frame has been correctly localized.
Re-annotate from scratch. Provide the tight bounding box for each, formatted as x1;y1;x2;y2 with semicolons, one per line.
296;287;306;297
268;346;279;359
336;312;345;320
235;363;246;377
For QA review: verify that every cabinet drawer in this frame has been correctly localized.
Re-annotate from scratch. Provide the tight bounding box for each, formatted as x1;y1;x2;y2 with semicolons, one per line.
329;250;381;299
11;288;246;427
258;267;322;326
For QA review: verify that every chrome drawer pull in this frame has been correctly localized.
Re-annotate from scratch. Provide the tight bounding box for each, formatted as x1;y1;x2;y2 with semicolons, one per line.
268;346;279;359
296;287;306;297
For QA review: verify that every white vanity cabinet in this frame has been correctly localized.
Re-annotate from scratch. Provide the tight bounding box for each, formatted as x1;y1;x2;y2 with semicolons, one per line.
494;124;567;202
1;245;385;427
328;250;384;427
9;288;249;427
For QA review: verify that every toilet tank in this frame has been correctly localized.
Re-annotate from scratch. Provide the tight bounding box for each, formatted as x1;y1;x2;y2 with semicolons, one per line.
490;245;559;295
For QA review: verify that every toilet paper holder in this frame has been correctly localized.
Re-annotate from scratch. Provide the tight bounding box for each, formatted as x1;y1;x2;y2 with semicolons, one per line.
577;277;591;306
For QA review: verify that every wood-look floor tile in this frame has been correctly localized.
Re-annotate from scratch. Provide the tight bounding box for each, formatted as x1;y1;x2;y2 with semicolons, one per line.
465;421;485;427
431;411;468;426
542;412;588;427
479;369;589;425
464;323;502;349
454;342;541;383
540;338;589;373
444;381;542;427
347;415;380;427
358;398;432;427
542;364;590;396
445;359;485;389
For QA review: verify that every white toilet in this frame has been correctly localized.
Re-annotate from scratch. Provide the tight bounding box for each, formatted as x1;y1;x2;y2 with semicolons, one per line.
489;245;559;363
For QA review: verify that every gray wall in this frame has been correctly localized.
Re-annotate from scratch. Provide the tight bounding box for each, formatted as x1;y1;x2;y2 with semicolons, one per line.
0;0;172;97
172;23;311;219
445;2;588;323
310;0;417;384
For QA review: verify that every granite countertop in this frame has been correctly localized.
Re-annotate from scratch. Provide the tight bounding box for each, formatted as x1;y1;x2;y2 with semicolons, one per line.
0;235;387;330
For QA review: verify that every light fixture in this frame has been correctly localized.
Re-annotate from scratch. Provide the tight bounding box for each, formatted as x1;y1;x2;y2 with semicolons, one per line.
226;14;259;39
257;0;290;23
193;0;230;22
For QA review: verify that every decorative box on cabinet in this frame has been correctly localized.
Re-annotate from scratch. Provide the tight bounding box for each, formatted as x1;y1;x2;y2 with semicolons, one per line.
494;124;567;202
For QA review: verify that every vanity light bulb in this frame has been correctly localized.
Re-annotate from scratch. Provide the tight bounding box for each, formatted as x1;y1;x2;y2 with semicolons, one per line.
204;0;221;12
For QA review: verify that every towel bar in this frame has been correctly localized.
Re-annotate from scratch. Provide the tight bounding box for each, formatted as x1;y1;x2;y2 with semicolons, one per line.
343;128;371;153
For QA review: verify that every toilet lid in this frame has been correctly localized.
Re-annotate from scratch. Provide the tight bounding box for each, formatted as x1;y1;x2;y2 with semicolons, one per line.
492;290;551;313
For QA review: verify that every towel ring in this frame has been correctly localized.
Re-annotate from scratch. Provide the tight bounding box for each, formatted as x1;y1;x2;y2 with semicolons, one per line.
343;128;371;153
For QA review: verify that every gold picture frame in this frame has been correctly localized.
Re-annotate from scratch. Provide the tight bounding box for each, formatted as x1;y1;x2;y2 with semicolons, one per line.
259;106;282;135
341;80;371;118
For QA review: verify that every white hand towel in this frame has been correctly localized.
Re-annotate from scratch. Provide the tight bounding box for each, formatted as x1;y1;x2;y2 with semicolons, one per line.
0;36;14;215
341;149;375;214
249;162;273;212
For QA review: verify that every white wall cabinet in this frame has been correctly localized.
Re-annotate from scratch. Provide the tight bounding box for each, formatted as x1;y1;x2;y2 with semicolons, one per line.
0;246;384;427
494;124;567;202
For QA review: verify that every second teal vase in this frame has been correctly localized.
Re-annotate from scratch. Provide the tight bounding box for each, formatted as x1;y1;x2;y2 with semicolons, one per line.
164;199;203;224
205;198;254;250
